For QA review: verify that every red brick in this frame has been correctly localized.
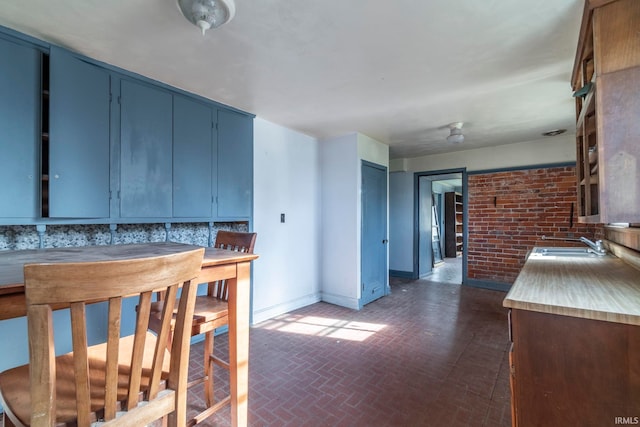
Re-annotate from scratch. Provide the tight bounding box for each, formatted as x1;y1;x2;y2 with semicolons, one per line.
468;166;603;285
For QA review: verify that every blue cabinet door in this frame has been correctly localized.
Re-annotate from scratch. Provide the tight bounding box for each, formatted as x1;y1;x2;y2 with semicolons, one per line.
217;109;253;218
173;96;213;218
120;79;173;218
0;37;40;218
49;47;110;218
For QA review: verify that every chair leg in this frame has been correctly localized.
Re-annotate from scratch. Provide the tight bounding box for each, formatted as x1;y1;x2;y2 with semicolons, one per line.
203;330;214;407
3;412;17;427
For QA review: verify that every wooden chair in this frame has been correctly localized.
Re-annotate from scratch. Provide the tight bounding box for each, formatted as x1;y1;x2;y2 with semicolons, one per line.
148;231;256;426
0;247;204;427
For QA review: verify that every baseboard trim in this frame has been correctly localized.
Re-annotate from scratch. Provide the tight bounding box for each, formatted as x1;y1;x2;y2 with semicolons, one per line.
389;269;416;279
252;293;322;325
464;278;511;292
320;292;360;310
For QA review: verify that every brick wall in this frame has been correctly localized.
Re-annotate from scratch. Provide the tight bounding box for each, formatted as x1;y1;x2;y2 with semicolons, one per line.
467;166;602;286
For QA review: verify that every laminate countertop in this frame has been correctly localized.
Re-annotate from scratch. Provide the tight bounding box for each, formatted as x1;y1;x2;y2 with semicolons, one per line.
503;247;640;326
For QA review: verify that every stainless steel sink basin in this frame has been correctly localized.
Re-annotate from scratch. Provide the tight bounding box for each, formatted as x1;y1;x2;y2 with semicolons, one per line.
531;247;600;257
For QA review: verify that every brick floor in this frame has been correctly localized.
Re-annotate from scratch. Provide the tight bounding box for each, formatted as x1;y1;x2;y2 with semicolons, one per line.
1;274;512;427
186;275;512;427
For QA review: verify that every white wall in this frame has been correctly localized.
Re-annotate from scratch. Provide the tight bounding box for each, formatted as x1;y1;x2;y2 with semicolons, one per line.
390;134;576;173
320;133;389;309
320;133;360;308
357;133;389;166
252;117;322;324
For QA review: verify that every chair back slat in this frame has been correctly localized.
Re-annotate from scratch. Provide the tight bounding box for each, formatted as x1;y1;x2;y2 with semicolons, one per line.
70;302;92;426
104;296;122;420
149;284;178;400
127;290;152;411
27;304;55;426
208;231;257;301
22;247;204;427
214;231;256;254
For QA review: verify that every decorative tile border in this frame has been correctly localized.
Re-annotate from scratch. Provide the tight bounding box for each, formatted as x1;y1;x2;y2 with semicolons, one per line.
0;222;249;251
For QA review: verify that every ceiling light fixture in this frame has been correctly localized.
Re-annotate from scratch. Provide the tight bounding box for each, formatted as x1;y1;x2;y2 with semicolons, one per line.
177;0;236;36
541;129;567;137
447;122;464;144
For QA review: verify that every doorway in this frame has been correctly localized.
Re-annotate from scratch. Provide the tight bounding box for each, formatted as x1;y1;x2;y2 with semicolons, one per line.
414;169;466;284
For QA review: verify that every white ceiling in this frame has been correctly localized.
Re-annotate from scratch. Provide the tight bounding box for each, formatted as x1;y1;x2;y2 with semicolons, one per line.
0;0;584;159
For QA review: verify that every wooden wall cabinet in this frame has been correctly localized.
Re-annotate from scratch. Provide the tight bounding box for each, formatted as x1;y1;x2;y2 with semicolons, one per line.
217;109;254;219
0;36;41;219
48;47;111;219
509;309;640;426
444;192;462;257
0;29;254;225
173;95;215;218
119;79;174;218
572;0;640;223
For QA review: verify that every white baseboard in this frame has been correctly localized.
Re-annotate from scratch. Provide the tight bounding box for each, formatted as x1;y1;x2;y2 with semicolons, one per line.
252;293;321;325
320;292;360;310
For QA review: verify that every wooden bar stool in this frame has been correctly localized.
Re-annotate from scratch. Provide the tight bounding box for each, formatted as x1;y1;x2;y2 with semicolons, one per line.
149;231;257;426
0;247;204;427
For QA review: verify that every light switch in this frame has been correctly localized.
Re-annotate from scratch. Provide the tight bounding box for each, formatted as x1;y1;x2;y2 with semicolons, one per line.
281;213;285;223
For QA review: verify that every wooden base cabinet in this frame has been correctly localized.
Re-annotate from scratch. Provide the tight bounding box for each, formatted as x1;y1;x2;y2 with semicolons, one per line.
509;309;640;426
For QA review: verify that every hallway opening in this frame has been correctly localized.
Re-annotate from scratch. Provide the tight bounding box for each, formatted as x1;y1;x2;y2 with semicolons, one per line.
415;169;466;284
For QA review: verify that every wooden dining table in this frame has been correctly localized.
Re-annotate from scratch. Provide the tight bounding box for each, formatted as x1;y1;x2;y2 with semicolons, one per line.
0;242;258;427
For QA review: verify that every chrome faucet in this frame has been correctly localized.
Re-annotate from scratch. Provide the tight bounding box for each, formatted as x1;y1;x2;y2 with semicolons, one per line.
579;237;606;255
541;235;607;256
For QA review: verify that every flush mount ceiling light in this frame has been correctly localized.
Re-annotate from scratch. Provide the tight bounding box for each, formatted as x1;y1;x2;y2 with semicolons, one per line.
446;122;464;144
177;0;236;36
541;128;567;137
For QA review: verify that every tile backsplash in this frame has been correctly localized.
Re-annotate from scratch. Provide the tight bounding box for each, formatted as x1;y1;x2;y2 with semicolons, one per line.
0;222;248;251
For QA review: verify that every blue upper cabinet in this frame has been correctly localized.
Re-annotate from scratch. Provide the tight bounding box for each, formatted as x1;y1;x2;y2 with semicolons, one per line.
48;47;111;218
119;79;173;218
217;109;253;219
0;28;253;224
0;37;40;218
173;96;214;218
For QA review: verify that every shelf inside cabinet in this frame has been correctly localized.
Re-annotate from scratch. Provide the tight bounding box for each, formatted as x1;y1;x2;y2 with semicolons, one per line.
445;192;463;257
572;0;640;223
576;86;596;128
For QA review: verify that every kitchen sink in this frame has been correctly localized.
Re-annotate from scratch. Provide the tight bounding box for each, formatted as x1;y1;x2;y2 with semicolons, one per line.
531;247;601;257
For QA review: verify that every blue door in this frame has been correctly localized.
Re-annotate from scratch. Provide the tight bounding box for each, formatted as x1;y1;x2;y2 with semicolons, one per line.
360;161;388;306
418;176;433;277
